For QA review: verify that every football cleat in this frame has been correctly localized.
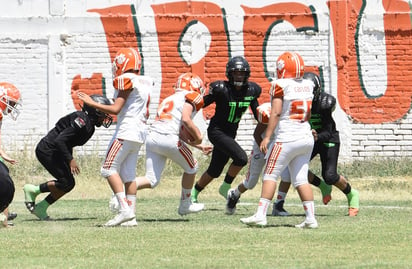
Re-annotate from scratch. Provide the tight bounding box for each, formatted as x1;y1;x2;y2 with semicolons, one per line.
120;218;138;227
178;200;204;216
348;189;360;216
33;203;50;221
23;184;39;213
272;200;290;216
226;189;240;215
218;183;231;199
240;214;267;226
295;220;318;229
104;210;135;227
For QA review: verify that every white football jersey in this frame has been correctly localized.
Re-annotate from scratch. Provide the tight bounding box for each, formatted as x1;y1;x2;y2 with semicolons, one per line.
112;73;153;143
151;90;203;135
270;78;313;142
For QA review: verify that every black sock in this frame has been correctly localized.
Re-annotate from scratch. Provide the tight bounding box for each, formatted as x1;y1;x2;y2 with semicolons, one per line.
224;174;235;185
194;183;204;192
311;175;322;187
342;183;352;195
39;183;49;193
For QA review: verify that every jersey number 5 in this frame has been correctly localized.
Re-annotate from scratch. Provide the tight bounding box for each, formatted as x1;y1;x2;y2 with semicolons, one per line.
290;100;312;122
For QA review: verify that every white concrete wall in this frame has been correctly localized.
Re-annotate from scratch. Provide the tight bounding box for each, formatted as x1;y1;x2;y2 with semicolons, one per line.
1;0;411;163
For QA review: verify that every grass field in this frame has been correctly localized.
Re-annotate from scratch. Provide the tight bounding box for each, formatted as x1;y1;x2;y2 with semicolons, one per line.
1;169;411;269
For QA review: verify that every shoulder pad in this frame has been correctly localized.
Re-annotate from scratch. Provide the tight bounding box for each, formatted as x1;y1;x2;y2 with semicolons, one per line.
185;91;204;111
319;93;336;110
72;112;87;129
247;82;262;97
113;75;134;91
208;81;226;95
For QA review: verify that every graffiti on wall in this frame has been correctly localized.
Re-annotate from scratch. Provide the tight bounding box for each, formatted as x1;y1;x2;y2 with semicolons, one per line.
69;0;412;124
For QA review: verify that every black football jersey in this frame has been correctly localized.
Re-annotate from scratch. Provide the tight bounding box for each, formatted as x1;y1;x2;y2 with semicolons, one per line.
204;80;261;135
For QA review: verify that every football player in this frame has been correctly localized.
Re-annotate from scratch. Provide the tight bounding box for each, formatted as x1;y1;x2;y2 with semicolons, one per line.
134;72;212;216
23;94;113;220
78;47;153;227
272;72;360;217
240;52;318;228
191;56;261;203
0;82;22;227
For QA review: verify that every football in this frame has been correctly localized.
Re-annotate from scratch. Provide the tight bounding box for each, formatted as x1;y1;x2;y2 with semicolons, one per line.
179;125;195;143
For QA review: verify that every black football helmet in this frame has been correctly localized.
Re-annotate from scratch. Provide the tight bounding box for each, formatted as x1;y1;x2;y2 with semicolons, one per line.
303;72;321;99
225;56;251;87
82;94;113;128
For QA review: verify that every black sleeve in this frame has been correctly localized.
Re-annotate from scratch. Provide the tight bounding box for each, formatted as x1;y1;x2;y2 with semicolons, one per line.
53;127;79;163
54;113;89;163
249;82;262;121
315;109;335;143
203;81;224;108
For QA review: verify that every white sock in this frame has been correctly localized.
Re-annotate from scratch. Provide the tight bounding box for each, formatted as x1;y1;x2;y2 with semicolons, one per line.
233;187;241;197
115;192;129;212
181;188;192;201
302;200;316;223
126;194;136;213
256;198;271;218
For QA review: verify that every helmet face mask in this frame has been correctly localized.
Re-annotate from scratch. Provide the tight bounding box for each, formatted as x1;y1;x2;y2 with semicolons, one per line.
82;95;113;128
0;82;22;121
174;72;205;96
226;56;250;87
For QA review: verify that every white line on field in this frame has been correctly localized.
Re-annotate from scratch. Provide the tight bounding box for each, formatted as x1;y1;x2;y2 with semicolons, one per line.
208;202;412;210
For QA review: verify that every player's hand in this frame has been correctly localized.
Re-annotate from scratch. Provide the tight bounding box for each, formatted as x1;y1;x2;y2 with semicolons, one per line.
312;129;318;141
200;144;213;155
260;137;270;154
77;92;93;105
2;155;17;165
70;159;80;175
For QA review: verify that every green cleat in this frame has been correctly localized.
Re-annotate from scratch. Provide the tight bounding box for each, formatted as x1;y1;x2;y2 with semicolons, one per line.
191;188;199;203
23;184;40;213
219;182;231;199
33;201;50;220
347;189;359;216
319;181;332;205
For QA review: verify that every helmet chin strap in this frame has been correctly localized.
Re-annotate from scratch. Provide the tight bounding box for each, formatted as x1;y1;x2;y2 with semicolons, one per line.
233;81;243;87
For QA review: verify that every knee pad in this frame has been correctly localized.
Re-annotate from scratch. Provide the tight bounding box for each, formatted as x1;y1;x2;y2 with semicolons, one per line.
322;171;340;185
55;178;75;193
233;153;248;167
243;177;258;190
101;167;116;178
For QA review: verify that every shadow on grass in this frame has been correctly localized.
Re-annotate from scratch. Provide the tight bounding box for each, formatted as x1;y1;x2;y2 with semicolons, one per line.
140;218;190;223
22;216;97;222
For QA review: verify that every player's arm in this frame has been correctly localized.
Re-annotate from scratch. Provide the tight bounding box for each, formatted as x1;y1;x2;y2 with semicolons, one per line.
315;94;336;142
253;122;267;147
203;81;222;108
77;90;129;115
0;122;16;165
260;97;282;154
249;83;262;121
181;102;203;145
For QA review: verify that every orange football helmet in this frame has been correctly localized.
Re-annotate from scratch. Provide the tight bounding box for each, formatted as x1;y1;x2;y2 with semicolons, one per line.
112;48;142;78
0;82;22;120
276;52;305;79
174;72;206;96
